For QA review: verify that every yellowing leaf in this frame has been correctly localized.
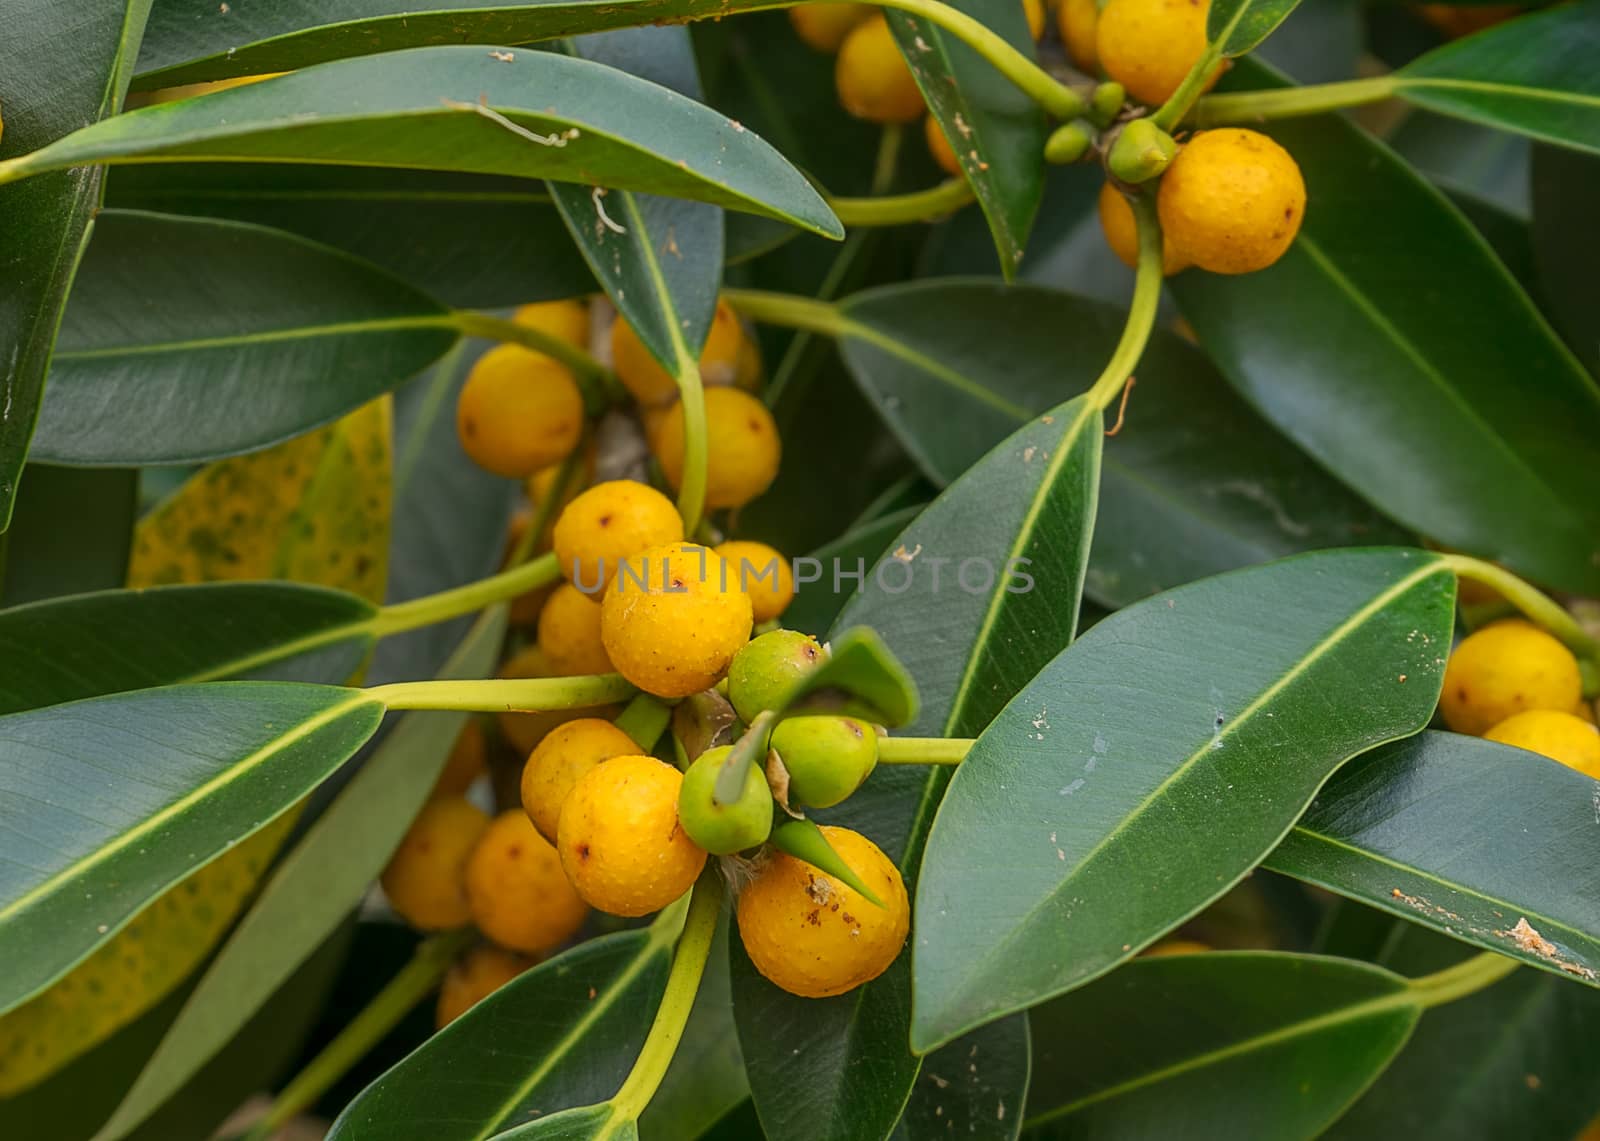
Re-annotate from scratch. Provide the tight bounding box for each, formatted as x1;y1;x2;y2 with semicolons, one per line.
0;400;394;1091
128;396;392;602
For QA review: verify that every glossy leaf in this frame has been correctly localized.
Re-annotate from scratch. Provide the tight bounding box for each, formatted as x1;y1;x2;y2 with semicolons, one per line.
1267;731;1600;985
892;1015;1029;1141
366;344;521;686
1172;63;1600;595
0;0;151;529
1397;2;1600;155
733;401;1102;1141
912;549;1456;1050
551;29;722;376
11;47;841;237
34;211;452;467
1328;923;1600;1139
0;682;384;1017
1208;0;1305;56
784;506;922;638
1024;953;1420;1138
327;928;674;1139
832;280;1408;605
0;466;136;606
0;582;377;714
107;164;597;308
1531;143;1600;376
887;2;1047;277
91;608;507;1141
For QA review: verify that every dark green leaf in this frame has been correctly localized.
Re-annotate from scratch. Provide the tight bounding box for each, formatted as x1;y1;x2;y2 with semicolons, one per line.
551;29;722;374
90;609;505;1141
1267;731;1600;986
1327;923;1600;1140
33;211;456;466
1172;63;1600;595
893;1016;1029;1141
732;400;1102;1141
886;3;1047;277
731;935;916;1141
0;466;136;606
1397;2;1600;155
1024;953;1420;1138
1252;0;1361;85
327;928;673;1139
912;549;1456;1050
0;682;383;1015
1209;0;1306;57
0;582;377;714
10;47;840;237
106;165;596;308
784;506;923;638
1387;109;1531;215
367;343;520;686
501;1104;635;1140
832;280;1405;606
0;0;152;529
1531;143;1600;376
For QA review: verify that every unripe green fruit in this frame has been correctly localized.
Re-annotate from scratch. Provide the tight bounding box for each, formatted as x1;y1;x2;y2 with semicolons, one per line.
727;629;825;723
679;745;774;855
1107;118;1178;183
770;716;878;809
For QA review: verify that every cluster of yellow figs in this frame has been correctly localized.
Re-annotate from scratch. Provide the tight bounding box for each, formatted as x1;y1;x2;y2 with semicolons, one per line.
396;306;919;1017
1440;619;1600;778
795;0;1308;278
789;0;1045;175
384;629;913;1024
454;296;779;513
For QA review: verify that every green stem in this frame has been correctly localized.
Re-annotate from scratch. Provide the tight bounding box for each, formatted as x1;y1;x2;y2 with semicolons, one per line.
614;694;674;751
856;0;1083;120
372;552;560;637
1440;554;1600;667
608;872;725;1122
1085;194;1164;412
451;310;616;413
370;674;637;712
674;353;709;536
1151;41;1225;130
722;290;846;339
877;736;974;765
1190;76;1399;128
241;928;474;1141
829;179;976;226
1408;950;1519;1009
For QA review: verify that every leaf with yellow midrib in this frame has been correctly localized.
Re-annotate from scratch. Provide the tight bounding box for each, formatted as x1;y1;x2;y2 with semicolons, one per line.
0;398;392;1095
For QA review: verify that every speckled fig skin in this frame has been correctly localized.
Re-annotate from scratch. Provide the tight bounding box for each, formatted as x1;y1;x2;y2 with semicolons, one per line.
381;798;489;930
655;388;782;511
455;345;583;478
770;715;878;809
1438;620;1582;737
678;745;774;855
558;755;707;916
1485;710;1600;778
465;811;588;955
727;629;826;723
1096;0;1217;107
436;944;536;1028
1157;129;1307;275
521;718;639;843
600;543;754;699
736;826;909;998
536;582;614;676
552;479;683;591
